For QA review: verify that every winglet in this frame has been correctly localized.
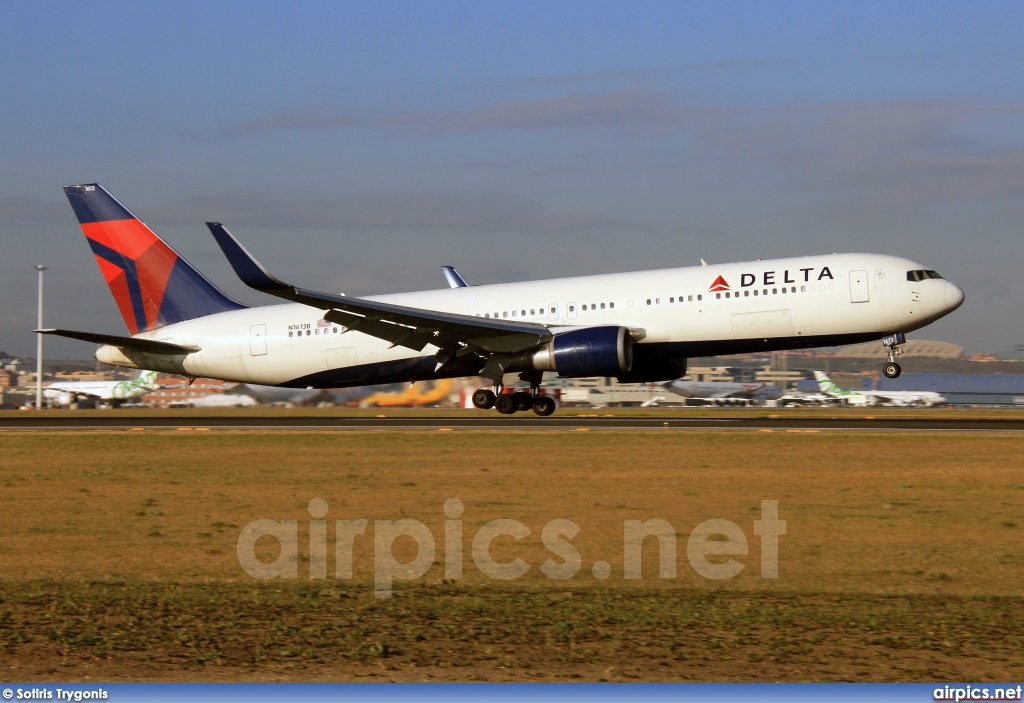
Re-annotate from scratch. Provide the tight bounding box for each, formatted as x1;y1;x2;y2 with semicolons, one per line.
206;222;291;292
442;266;469;288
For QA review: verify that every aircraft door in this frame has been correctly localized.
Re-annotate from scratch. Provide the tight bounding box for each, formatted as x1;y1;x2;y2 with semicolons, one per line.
567;302;577;320
250;324;268;356
849;270;869;303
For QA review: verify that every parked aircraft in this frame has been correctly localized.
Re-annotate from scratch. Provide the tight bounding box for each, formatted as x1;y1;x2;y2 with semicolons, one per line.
43;370;159;407
665;380;783;402
813;371;946;407
360;379;453;407
171;391;258;408
39;184;965;416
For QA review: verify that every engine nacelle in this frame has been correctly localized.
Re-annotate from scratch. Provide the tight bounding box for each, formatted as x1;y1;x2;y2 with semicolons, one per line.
616;357;687;384
529;326;633;377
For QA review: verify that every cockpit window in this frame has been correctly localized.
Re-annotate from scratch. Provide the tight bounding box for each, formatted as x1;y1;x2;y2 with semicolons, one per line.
907;269;944;282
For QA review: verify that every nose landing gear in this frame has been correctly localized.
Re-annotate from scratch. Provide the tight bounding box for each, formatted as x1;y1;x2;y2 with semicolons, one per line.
882;332;905;379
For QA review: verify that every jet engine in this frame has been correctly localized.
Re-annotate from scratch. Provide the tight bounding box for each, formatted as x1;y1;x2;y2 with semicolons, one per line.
519;326;633;377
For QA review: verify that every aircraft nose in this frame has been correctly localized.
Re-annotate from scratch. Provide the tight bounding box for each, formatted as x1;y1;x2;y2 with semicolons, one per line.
944;281;965;311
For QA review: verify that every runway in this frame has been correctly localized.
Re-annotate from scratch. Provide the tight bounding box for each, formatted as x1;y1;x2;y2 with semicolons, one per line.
2;414;1024;431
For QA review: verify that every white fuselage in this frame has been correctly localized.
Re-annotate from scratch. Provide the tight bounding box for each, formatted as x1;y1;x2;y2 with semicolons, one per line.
44;379;157;404
836;390;945;407
100;253;964;388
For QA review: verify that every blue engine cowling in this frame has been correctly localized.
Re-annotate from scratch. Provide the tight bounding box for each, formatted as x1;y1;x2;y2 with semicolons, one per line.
530;326;633;377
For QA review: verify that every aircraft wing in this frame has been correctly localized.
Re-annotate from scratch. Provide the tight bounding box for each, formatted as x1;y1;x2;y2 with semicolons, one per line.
36;329;201;355
207;222;552;356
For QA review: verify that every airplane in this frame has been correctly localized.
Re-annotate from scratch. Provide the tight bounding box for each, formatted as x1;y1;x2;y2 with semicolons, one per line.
813;370;946;407
43;369;160;407
664;380;783;402
170;390;258;408
360;379;454;407
231;383;332;406
776;390;840;407
37;184;965;417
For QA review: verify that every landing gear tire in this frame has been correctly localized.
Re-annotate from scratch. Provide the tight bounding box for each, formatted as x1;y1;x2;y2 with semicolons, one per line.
532;396;556;416
883;362;901;379
513;391;533;412
495;394;518;414
472;388;496;409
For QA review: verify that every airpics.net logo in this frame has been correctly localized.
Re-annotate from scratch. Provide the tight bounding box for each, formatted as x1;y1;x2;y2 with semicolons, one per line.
235;499;786;598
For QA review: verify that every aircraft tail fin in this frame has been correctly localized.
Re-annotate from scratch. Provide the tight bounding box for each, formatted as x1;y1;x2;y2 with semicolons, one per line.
63;184;246;334
813;371;841;395
136;370;159;384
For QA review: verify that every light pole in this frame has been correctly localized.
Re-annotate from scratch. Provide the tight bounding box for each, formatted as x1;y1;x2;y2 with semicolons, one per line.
34;265;48;410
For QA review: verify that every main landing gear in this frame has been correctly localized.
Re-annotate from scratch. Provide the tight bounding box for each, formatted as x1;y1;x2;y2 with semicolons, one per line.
472;386;556;416
882;332;906;379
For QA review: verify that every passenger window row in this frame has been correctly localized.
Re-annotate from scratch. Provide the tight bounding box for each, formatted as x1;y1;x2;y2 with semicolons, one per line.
483;305;549;318
288;327;342;338
650;295;703;305
715;286;802;299
482;302;615;318
645;283;839;304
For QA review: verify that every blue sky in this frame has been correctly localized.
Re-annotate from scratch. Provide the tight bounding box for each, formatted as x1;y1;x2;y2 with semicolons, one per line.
2;1;1023;357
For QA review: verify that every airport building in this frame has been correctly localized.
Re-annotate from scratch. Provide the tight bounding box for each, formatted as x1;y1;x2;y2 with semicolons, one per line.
875;373;1024;405
831;340;965;359
147;376;232;407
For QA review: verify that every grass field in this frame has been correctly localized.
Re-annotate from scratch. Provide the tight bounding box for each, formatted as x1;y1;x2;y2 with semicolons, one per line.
1;423;1022;681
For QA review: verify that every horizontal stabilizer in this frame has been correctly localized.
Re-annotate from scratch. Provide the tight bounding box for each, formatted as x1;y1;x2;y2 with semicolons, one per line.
35;329;200;355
